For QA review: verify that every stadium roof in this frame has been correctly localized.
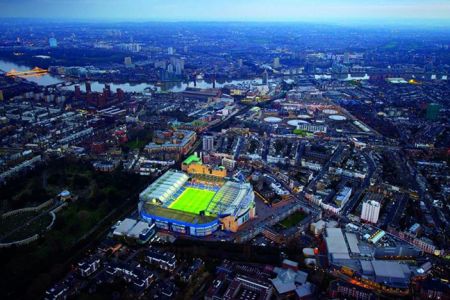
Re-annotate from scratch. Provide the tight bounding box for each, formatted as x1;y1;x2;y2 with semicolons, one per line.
139;170;188;203
207;181;253;216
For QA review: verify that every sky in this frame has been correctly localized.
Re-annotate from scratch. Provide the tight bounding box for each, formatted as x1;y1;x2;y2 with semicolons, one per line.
1;0;450;24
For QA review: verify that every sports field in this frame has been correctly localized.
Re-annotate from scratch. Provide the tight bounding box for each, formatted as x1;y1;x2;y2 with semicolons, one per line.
168;187;216;215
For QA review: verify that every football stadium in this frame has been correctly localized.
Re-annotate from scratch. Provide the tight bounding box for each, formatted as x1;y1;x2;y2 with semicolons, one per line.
138;169;255;236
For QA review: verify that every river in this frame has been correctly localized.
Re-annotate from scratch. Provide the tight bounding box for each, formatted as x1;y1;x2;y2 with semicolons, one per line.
0;59;62;86
0;59;262;93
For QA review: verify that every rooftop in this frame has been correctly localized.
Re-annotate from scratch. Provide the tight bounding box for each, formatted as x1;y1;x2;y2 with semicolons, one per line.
183;154;202;165
371;260;409;279
325;228;350;259
145;130;196;151
139;170;189;203
207;181;253;216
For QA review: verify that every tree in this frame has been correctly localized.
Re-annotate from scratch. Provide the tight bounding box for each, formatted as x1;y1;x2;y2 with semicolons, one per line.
72;174;90;189
26;273;52;298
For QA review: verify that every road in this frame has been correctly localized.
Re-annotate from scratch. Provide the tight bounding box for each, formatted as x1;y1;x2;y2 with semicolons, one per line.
340;151;376;216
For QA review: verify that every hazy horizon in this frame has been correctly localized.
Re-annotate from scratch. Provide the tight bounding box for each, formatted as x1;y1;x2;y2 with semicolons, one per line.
1;0;450;26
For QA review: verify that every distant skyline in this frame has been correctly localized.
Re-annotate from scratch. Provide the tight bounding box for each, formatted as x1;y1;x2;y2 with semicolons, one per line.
1;0;450;25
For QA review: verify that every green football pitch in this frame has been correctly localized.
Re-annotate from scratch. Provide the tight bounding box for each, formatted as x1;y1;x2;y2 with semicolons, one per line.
168;187;216;215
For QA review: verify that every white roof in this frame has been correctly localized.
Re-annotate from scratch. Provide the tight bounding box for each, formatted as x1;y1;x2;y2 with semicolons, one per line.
283;259;298;268
345;233;360;254
128;221;151;238
303;248;315;256
295;282;313;298
372;261;408;279
271;280;296;294
139;170;188;203
360;260;374;275
325;228;349;257
113;218;137;236
332;253;351;260
271;268;309;294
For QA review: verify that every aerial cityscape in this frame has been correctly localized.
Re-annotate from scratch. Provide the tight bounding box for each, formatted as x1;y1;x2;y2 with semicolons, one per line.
0;1;449;299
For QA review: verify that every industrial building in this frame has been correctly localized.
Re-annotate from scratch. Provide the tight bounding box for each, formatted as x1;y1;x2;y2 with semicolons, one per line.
113;218;156;244
324;227;419;295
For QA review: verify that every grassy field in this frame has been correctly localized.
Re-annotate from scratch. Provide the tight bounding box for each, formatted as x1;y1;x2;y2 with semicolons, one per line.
0;211;38;237
278;211;307;229
169;188;216;214
2;213;52;243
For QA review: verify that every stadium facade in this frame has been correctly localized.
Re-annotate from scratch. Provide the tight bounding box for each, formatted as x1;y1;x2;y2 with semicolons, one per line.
138;169;255;236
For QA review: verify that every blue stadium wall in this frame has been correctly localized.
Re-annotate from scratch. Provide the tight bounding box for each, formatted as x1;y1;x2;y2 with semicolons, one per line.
140;210;220;236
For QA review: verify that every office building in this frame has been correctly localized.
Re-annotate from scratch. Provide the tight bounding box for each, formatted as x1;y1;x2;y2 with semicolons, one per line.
222;158;236;171
262;69;269;85
175;61;183;75
273;57;281;68
74;85;81;99
426;103;441;121
361;200;381;224
85;81;92;94
103;84;111;98
145;130;197;157
203;135;214;151
170;57;184;75
335;187;352;208
344;52;350;64
167;63;174;73
49;37;58;48
124;56;133;68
